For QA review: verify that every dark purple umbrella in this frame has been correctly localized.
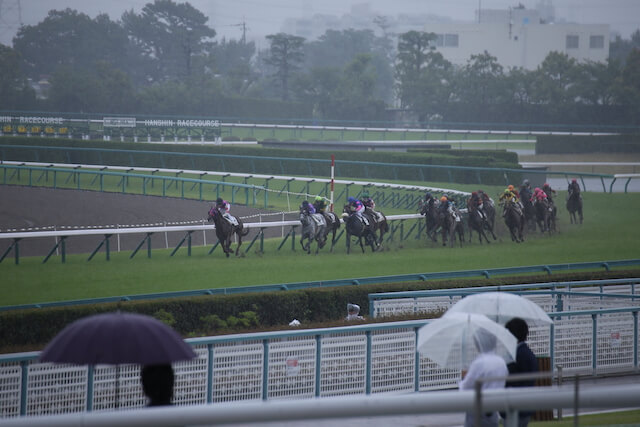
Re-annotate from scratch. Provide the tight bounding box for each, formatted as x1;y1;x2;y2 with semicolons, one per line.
40;312;196;365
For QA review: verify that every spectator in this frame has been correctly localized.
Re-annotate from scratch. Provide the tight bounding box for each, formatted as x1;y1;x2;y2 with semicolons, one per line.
345;303;364;321
141;364;174;407
459;329;508;427
504;317;539;427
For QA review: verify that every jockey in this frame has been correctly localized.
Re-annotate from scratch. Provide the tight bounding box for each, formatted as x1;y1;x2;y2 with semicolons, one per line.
424;192;434;203
313;195;327;213
347;196;368;225
533;187;548;203
216;198;238;226
440;195;461;222
499;189;522;217
568;179;581;199
542;183;556;203
467;191;485;219
519;179;532;204
477;190;494;207
301;200;316;215
361;191;384;223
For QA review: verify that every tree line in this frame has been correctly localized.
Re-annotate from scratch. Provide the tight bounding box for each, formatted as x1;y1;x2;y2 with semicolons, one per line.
1;0;639;129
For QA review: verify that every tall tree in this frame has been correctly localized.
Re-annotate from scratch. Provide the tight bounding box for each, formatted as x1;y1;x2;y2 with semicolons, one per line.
456;51;506;106
210;38;256;96
13;9;130;80
530;51;580;107
122;0;216;82
395;31;437;108
264;33;305;101
0;45;36;109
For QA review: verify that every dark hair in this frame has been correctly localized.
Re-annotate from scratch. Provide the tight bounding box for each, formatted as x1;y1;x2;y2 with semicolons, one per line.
141;364;174;406
505;317;529;342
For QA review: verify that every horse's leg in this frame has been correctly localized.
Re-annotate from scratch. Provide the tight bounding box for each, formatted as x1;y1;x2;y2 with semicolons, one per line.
235;231;243;256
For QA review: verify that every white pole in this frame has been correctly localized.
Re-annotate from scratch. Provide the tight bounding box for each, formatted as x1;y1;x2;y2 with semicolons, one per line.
330;154;335;212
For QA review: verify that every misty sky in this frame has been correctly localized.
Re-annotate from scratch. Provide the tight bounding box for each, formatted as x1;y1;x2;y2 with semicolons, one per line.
1;0;639;47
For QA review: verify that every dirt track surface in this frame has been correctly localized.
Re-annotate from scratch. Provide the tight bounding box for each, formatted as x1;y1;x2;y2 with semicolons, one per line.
0;186;296;257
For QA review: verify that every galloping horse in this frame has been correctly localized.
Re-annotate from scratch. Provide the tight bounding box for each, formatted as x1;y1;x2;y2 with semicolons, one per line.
503;202;525;243
533;198;553;234
342;205;378;253
467;205;496;244
364;208;389;247
419;198;440;243
207;206;249;257
299;209;328;254
321;211;342;251
566;191;583;224
439;205;465;247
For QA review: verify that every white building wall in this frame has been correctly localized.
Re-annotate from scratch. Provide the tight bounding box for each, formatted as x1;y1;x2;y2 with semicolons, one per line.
424;21;609;70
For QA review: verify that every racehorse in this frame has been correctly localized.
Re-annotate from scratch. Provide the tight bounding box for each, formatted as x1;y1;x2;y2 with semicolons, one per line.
419;198;440;243
533;198;554;234
521;196;537;232
321;211;342;251
207;206;250;257
364;208;389;247
467;205;496;244
566;191;583;224
439;205;465;247
503;202;525;243
299;209;328;254
342;205;378;253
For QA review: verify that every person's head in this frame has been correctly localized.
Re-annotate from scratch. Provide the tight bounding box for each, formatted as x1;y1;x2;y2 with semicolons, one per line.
523;179;530;186
425;192;432;200
571;178;577;183
473;328;497;353
347;303;360;314
347;196;356;203
216;198;223;205
534;187;541;193
471;191;478;197
141;364;174;406
507;184;514;191
543;183;550;188
315;195;323;202
302;200;309;207
440;196;447;202
504;189;511;195
505;317;529;342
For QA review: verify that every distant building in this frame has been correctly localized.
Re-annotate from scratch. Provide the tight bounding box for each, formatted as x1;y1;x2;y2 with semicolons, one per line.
425;6;609;70
282;4;609;71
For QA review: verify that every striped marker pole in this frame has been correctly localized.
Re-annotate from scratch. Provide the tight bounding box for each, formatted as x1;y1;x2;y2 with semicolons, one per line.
330;154;335;212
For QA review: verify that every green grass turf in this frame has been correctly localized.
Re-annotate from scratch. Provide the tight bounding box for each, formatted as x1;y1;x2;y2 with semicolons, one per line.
1;187;638;307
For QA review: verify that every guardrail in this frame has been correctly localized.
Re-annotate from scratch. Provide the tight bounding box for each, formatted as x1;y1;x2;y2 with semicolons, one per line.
1;305;638;418
1;259;638;313
1;383;638;426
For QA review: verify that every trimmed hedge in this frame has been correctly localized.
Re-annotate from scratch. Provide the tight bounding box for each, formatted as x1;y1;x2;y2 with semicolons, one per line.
1;269;637;353
536;134;640;154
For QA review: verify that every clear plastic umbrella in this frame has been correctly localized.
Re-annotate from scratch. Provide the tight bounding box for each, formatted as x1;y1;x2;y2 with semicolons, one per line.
417;312;517;370
446;292;553;325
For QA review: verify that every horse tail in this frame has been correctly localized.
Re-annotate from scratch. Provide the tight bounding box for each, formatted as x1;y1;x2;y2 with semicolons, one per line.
240;227;250;236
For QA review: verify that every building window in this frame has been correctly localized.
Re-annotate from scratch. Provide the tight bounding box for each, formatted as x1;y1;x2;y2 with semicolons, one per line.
566;35;579;49
590;35;604;49
432;34;458;48
444;34;459;47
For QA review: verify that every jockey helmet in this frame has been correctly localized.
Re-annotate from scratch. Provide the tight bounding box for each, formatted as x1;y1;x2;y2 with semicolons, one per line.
315;195;323;202
507;184;514;191
504;189;511;194
523;179;530;186
347;196;356;203
471;191;478;196
302;200;309;206
425;192;432;199
216;198;223;204
440;196;447;202
543;183;550;188
571;178;577;183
